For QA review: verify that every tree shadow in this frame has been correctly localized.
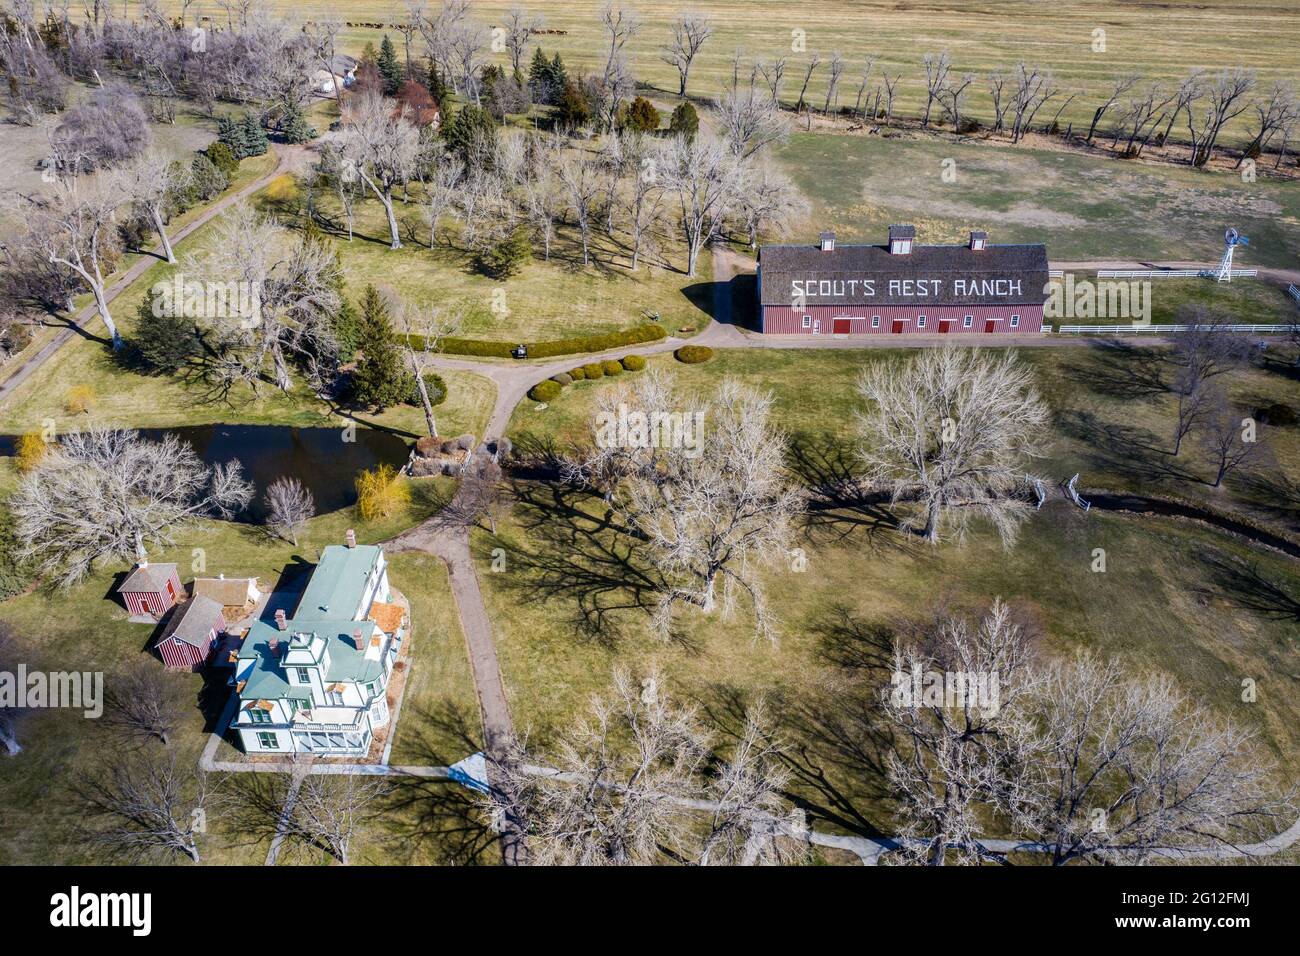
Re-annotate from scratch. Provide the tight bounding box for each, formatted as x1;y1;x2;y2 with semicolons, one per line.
1056;408;1202;484
1059;339;1170;400
786;436;912;550
1195;550;1300;623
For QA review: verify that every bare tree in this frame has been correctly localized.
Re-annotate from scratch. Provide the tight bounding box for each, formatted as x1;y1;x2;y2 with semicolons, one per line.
599;2;641;85
487;667;802;865
1199;389;1265;488
881;72;901;126
282;773;392;865
521;137;563;260
851;57;878;120
78;752;209;863
13;426;253;587
715;88;791;160
1187;68;1256;167
756;56;787;108
619;378;806;642
1016;652;1291;865
558;147;602;266
1170;364;1210;456
420;155;464;247
1237;82;1298;168
304;14;347;103
1160;69;1205;145
661;10;712;99
822;51;845;115
118;151;191;264
793;53;821;114
921;50;952;128
988;72;1011;135
737;161;805;248
102;665;187;748
884;600;1040;865
263;477;316;546
623;140;666;270
502;6;542;76
659;132;745;277
339;90;421;248
1007;62;1059;143
397;298;463;437
941;72;975;131
855;347;1049;546
1086;73;1140;143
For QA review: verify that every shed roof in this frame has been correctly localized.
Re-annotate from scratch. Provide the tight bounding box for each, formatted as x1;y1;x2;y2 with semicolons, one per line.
193;576;257;607
119;563;178;593
158;595;224;648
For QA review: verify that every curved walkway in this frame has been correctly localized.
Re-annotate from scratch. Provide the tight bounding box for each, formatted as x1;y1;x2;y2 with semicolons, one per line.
0;143;312;408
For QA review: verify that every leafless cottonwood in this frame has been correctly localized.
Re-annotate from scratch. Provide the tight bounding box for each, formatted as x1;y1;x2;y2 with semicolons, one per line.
1086;73;1140;143
661;10;712;98
1160;70;1205;145
102;665;187;748
884;600;1040;865
1187;67;1256;167
1014;652;1292;865
822;52;845;115
599;2;641;85
619;377;806;642
339;90;421;248
1237;82;1298;168
397;298;463;437
558;147;602;266
988;72;1011;135
941;72;975;131
714;88;791;160
659;132;744;277
623;142;666;270
263;477;316;546
487;667;803;865
304;14;347;102
881;71;901;125
855;347;1049;546
921;50;951;128
78;752;209;863
282;773;392;865
756;56;786;108
119;151;191;264
852;56;878;120
502;6;542;76
1170;365;1210;456
1199;389;1266;488
183;202;342;392
736;161;805;248
51;83;151;172
1007;63;1059;143
421;156;465;248
13;426;253;587
14;173;126;348
793;53;820;114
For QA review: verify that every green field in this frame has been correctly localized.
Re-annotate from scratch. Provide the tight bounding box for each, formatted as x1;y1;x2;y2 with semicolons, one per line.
776;133;1300;267
139;0;1300;144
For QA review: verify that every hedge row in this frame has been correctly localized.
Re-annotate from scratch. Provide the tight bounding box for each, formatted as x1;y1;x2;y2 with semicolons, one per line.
528;354;646;401
404;323;667;359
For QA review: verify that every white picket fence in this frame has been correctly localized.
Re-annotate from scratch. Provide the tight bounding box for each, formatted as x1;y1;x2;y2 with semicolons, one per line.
1092;268;1258;279
1049;323;1298;334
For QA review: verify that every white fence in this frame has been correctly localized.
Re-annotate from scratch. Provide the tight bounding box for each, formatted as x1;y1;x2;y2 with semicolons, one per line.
1287;284;1300;304
1049;323;1298;335
1091;268;1258;279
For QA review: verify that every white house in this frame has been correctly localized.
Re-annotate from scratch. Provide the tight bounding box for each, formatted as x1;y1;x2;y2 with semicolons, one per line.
231;531;406;757
311;54;358;96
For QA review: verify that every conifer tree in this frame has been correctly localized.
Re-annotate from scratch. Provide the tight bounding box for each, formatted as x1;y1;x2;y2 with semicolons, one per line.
351;286;410;409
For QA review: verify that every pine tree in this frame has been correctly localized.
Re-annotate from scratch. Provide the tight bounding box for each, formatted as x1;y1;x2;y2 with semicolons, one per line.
217;115;249;158
377;34;402;95
351;286;410;409
669;102;700;139
547;53;569;99
241;113;269;156
281;101;315;144
556;81;591;131
527;47;551;101
426;56;449;104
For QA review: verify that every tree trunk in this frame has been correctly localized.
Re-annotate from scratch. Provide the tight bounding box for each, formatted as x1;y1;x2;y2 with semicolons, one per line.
409;351;438;437
93;285;122;350
150;204;176;263
382;191;402;249
923;499;942;543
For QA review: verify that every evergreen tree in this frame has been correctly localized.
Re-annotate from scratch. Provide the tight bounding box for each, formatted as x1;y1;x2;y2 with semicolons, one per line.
426;56;450;104
241;112;269;157
377;34;402;95
621;96;660;133
527;47;551;102
351;286;410;409
547;52;569;96
442;104;498;166
280;101;315;144
217;115;249;157
475;225;533;279
669;101;700;139
555;80;591;131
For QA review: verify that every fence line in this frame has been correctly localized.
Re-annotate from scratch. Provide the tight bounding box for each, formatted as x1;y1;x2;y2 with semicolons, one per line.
1287;284;1300;304
1049;323;1298;334
1088;268;1259;279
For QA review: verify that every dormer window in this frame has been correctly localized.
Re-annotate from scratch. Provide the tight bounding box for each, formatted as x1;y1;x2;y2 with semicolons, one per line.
888;224;916;255
970;230;987;251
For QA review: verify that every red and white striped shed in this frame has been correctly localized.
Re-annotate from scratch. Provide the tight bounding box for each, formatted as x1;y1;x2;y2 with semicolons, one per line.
117;562;182;618
156;595;225;670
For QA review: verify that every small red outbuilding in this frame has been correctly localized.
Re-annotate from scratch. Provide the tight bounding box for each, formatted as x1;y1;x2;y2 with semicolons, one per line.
117;562;183;618
156;595;225;671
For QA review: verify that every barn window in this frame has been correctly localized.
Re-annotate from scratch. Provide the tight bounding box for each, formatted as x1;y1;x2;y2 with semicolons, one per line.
256;732;277;749
801;314;811;329
1010;314;1020;328
871;316;881;328
963;315;973;328
917;315;927;328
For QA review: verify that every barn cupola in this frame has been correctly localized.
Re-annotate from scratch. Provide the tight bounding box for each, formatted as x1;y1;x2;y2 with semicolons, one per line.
970;230;987;251
819;230;836;252
888;224;915;255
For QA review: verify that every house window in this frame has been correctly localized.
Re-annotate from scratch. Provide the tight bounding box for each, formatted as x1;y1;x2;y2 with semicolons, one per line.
871;316;881;328
963;315;973;328
917;315;927;328
1010;314;1020;328
248;707;271;724
801;314;811;329
364;682;376;700
294;667;310;684
256;732;277;749
327;689;345;706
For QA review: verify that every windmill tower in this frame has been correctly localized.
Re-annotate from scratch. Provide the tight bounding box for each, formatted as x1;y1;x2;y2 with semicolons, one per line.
1213;228;1249;282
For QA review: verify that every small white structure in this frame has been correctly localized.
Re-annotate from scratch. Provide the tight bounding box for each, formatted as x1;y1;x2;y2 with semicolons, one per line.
311;55;358;96
231;532;406;756
1213;227;1249;283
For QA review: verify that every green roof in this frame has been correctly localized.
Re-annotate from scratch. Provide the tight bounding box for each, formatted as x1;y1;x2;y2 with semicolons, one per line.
237;619;384;700
294;544;382;622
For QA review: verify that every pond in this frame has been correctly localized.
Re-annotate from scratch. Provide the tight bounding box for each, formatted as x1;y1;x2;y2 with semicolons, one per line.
0;424;411;521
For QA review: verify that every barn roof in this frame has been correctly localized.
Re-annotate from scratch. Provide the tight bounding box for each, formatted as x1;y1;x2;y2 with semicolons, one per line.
193;576;256;607
158;595;224;648
758;239;1049;308
118;563;178;594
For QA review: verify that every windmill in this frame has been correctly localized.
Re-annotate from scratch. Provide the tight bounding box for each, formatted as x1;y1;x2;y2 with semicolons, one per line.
1213;227;1249;282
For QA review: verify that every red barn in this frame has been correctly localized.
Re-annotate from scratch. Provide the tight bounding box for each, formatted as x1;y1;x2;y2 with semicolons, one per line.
757;226;1049;335
117;561;182;618
156;595;225;670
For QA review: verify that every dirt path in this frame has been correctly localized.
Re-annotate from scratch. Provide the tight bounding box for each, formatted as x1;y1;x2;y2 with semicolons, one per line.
0;143;313;409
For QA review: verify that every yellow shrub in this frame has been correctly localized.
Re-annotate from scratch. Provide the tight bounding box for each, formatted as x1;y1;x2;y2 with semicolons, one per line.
64;385;95;415
15;431;47;472
355;464;410;521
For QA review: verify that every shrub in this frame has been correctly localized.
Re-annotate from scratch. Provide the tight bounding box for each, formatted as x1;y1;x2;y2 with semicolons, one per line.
528;379;562;402
474;225;532;279
355;464;409;521
64;384;96;414
669;101;699;138
402;323;666;360
15;432;47;473
568;367;586;380
621;354;646;371
203;141;239;178
582;363;605;379
601;359;623;376
131;293;204;373
1254;402;1298;427
551;372;573;386
408;372;447;407
188;153;229;203
674;345;714;364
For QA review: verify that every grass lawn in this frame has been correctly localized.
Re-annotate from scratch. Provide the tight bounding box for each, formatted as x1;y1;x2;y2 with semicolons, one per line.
291;185;714;342
775;133;1300;267
0;488;484;865
1050;276;1300;327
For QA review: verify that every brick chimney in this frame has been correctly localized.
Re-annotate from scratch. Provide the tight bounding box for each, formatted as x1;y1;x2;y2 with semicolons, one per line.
819;230;836;252
274;608;288;631
888;224;915;255
970;230;987;251
345;529;357;549
269;635;280;656
353;629;366;651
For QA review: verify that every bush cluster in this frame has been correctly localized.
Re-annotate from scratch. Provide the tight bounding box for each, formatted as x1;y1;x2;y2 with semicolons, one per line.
403;323;666;359
674;345;714;364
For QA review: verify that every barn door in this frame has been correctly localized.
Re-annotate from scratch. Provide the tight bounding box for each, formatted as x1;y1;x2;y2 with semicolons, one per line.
985;319;997;333
812;319;821;334
939;320;953;334
891;320;906;334
832;318;851;335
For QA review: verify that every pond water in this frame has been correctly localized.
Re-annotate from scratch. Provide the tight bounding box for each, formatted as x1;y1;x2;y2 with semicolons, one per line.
0;424;411;521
